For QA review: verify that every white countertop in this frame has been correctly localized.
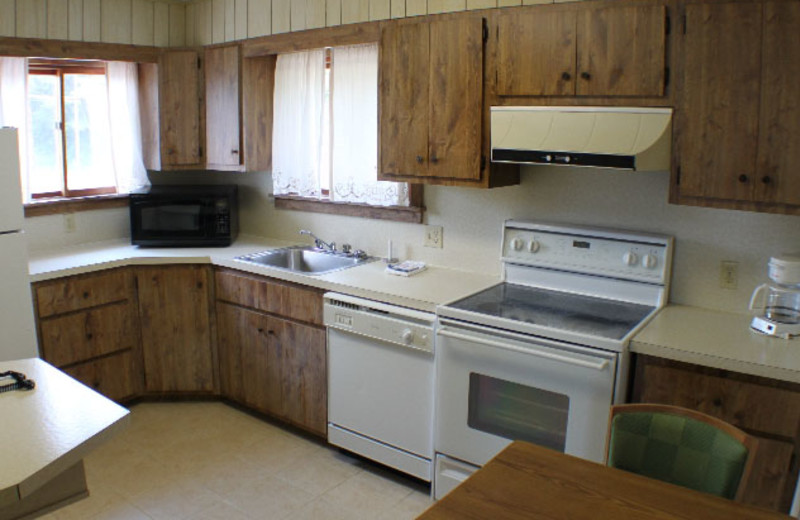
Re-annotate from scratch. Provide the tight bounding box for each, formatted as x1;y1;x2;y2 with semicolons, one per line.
631;305;800;384
0;358;129;508
28;235;500;313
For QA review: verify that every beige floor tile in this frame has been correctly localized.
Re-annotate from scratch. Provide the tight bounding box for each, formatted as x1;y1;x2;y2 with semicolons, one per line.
321;468;415;520
41;403;430;520
217;473;315;519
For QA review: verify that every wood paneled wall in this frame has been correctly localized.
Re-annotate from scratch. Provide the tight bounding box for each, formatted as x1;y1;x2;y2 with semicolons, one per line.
0;0;561;48
0;0;188;46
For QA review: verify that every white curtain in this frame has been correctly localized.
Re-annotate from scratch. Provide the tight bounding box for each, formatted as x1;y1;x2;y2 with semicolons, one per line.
0;57;30;201
106;61;149;193
331;44;408;206
272;49;326;198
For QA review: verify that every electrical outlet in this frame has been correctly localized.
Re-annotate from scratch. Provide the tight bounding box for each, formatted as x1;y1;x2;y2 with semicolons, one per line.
424;225;443;248
63;213;76;234
719;261;738;289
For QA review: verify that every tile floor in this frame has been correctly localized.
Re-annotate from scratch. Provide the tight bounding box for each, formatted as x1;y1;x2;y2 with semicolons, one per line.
41;402;433;520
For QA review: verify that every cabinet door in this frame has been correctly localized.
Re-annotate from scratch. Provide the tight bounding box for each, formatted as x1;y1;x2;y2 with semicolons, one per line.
63;351;138;402
756;2;800;206
632;355;800;512
379;21;430;177
677;2;762;201
496;7;576;96
137;265;215;393
427;17;483;181
216;303;283;415
576;4;666;97
160;50;203;166
275;317;327;436
205;45;242;168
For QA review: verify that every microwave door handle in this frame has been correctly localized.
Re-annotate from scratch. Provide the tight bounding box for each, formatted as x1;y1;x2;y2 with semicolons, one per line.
437;327;610;372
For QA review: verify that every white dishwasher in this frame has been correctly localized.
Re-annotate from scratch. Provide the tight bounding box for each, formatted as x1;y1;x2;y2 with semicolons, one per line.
324;293;436;481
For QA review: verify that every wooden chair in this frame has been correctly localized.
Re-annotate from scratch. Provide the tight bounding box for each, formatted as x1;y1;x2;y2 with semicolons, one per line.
605;403;758;501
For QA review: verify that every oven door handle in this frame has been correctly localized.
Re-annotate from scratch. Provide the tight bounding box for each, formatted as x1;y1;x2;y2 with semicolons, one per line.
437;327;611;372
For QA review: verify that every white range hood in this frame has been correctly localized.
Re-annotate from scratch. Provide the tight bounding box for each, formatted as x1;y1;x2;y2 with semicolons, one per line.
490;106;673;171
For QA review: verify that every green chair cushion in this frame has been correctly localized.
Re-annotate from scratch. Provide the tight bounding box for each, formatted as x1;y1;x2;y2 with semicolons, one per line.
607;411;749;499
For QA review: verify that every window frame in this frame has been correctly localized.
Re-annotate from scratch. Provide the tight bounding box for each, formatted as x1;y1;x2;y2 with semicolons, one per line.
27;58;117;200
243;22;425;224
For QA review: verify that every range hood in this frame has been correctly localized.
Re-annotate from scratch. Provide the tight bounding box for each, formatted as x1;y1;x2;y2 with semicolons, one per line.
490;106;673;171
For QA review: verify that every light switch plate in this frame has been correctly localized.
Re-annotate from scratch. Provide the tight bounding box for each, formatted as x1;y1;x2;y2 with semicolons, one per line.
719;260;738;289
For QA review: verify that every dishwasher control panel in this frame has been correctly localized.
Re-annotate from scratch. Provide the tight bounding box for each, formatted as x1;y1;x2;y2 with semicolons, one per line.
324;294;435;353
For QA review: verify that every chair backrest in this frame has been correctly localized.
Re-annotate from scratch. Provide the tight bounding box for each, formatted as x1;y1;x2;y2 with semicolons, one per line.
606;403;758;501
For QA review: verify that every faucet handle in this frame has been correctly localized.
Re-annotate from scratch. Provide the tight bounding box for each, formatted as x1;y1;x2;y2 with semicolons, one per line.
341;244;352;254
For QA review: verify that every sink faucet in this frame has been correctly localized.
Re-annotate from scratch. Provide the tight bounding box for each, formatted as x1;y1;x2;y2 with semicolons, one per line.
299;230;336;252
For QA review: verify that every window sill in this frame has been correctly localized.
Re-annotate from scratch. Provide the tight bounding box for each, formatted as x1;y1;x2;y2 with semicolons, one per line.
274;196;424;224
24;194;130;217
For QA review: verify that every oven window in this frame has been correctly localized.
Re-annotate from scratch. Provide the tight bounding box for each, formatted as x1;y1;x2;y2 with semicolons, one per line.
468;373;569;452
140;204;203;234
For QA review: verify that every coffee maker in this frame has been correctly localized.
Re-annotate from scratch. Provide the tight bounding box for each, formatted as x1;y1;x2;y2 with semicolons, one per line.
749;255;800;339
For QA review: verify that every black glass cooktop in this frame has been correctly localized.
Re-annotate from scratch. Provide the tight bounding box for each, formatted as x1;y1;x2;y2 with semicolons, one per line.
447;283;655;341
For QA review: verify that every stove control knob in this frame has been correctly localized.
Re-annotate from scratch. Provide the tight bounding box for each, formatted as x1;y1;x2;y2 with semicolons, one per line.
642;254;658;269
512;238;525;251
623;251;639;266
401;329;414;345
528;240;541;253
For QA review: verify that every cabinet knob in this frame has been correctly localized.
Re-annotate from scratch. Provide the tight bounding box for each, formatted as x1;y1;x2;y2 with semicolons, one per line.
82;291;90;299
231;150;239;155
268;330;275;335
86;333;93;340
580;72;592;80
196;282;203;289
431;155;439;164
761;175;772;184
738;174;749;183
416;155;424;164
712;397;723;407
167;148;175;156
257;328;264;333
561;72;572;81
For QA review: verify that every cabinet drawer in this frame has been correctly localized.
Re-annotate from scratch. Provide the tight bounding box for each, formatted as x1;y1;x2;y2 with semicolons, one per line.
635;356;800;439
36;269;130;318
215;269;323;325
39;301;138;367
62;351;138;402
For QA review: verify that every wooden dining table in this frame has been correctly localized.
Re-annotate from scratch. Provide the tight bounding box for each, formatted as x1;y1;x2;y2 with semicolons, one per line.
419;441;791;519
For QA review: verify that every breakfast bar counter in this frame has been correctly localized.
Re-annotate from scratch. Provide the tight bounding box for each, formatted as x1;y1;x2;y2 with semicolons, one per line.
0;358;129;520
420;441;790;519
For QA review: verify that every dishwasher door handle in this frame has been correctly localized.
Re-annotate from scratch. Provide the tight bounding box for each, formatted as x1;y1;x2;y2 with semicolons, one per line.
437;327;610;372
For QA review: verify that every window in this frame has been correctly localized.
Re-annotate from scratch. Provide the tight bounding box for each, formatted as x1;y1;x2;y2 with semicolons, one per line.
271;43;411;208
27;60;116;198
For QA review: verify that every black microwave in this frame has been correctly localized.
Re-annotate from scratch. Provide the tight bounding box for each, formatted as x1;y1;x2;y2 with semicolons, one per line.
130;185;239;247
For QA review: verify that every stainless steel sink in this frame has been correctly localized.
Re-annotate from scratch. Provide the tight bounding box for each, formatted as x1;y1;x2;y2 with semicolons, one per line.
235;246;375;275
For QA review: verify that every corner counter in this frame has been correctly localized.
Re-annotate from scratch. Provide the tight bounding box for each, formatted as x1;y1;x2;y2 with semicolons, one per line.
631;305;800;385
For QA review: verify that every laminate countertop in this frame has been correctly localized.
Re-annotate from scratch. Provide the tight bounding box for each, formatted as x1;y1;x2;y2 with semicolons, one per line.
631;305;800;384
27;236;500;313
0;358;128;513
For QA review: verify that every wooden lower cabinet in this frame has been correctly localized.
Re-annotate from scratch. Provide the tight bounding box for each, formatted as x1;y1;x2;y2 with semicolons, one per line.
34;268;144;402
216;298;327;437
631;354;800;512
136;265;216;394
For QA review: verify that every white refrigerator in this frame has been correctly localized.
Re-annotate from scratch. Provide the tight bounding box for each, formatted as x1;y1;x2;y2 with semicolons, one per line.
0;127;39;361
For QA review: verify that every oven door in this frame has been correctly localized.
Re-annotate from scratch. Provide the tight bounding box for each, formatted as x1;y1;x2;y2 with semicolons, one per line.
435;321;617;467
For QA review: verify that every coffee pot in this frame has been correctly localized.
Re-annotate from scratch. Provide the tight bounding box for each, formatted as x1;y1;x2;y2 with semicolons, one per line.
749;255;800;338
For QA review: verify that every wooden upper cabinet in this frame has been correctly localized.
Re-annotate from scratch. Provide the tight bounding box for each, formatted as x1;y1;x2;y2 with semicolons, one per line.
756;2;800;206
379;16;484;184
160;50;203;167
677;1;762;201
428;17;484;181
137;265;216;394
379;21;430;178
576;4;666;97
497;9;576;96
495;2;666;98
205;45;242;169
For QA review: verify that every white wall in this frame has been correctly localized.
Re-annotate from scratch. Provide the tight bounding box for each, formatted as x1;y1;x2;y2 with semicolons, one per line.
236;165;800;314
24;207;130;252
